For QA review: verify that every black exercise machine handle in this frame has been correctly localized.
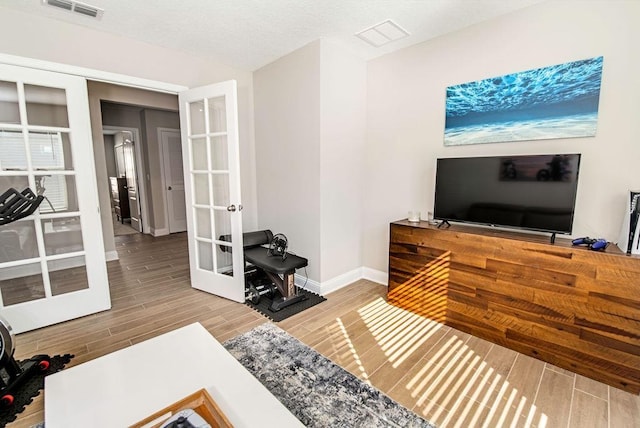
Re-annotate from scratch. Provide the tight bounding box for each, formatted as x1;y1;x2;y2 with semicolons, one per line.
0;188;45;226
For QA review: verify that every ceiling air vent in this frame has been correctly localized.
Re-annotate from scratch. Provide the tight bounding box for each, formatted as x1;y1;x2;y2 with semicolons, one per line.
42;0;104;19
356;19;410;48
46;0;73;11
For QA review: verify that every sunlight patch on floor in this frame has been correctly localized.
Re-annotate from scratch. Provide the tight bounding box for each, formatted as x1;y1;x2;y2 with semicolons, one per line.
405;333;549;427
350;250;550;427
335;317;370;383
358;296;444;367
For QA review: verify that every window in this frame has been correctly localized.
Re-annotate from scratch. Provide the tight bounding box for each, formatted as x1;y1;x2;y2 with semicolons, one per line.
0;130;71;212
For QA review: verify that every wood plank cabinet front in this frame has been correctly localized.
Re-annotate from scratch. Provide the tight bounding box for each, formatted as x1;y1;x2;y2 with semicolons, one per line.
388;220;640;394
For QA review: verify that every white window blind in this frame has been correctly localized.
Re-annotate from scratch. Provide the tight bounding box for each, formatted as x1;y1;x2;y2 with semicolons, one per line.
0;130;69;212
0;130;27;170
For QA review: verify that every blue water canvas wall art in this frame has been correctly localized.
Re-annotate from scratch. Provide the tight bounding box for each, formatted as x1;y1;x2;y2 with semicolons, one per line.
444;57;604;146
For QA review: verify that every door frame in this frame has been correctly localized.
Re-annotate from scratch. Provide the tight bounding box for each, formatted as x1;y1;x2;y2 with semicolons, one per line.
103;126;149;234
157;127;186;234
0;53;187;94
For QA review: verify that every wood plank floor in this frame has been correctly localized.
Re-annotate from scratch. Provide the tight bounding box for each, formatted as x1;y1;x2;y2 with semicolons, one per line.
7;232;640;427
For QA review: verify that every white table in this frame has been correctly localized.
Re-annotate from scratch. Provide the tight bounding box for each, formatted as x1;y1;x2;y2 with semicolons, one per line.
45;323;303;427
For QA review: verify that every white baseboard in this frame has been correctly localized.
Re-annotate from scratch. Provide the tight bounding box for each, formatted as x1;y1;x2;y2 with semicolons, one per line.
320;267;365;295
151;227;169;237
105;250;119;261
296;266;388;296
295;274;321;295
362;267;388;286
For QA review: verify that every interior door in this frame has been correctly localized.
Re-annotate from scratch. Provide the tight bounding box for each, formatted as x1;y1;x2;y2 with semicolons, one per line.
160;128;187;233
0;64;111;333
121;133;142;232
178;80;244;302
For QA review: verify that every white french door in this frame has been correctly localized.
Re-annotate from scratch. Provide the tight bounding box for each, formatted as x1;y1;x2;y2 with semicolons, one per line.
0;64;110;333
178;80;244;302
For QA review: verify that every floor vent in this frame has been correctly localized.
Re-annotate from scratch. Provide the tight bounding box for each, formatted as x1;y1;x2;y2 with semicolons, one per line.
42;0;104;19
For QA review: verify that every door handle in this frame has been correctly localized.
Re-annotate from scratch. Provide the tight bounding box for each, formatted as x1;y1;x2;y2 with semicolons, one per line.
227;205;236;212
168;186;172;190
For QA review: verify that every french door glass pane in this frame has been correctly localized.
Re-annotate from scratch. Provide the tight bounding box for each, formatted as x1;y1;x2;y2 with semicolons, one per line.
189;100;205;135
210;135;228;170
42;216;83;255
0;81;20;124
0;220;39;263
197;240;213;271
0;263;45;306
0;175;29;194
0;130;27;170
195;208;211;239
24;84;69;128
211;174;230;206
191;137;207;171
213;208;232;275
213;208;231;239
49;256;89;296
193;173;209;205
215;245;233;275
29;131;74;170
207;96;226;133
36;174;78;214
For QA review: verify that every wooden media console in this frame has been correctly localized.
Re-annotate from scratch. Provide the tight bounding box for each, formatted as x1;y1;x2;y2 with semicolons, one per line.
388;220;640;394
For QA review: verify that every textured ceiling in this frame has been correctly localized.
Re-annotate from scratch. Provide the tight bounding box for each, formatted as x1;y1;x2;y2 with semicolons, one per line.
0;0;546;71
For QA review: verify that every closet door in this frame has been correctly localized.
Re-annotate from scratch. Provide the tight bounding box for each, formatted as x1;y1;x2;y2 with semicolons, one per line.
0;64;110;333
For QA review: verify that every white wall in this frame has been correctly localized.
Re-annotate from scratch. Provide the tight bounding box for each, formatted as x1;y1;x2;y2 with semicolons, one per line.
253;41;322;281
0;8;248;87
320;41;367;282
363;0;640;273
0;6;258;240
254;40;367;285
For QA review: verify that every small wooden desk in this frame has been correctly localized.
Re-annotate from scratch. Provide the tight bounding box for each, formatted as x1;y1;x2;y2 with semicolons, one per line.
45;323;302;427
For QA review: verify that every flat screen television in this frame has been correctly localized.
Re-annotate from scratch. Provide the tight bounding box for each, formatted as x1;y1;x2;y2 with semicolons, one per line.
433;153;581;236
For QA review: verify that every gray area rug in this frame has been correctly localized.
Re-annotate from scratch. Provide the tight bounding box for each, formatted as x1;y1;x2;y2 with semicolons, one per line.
223;323;435;427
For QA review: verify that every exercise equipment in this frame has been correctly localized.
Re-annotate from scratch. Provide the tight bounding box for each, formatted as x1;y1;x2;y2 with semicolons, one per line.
0;316;51;407
246;283;276;305
244;264;276;304
0;186;51;407
221;230;309;312
0;188;44;226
